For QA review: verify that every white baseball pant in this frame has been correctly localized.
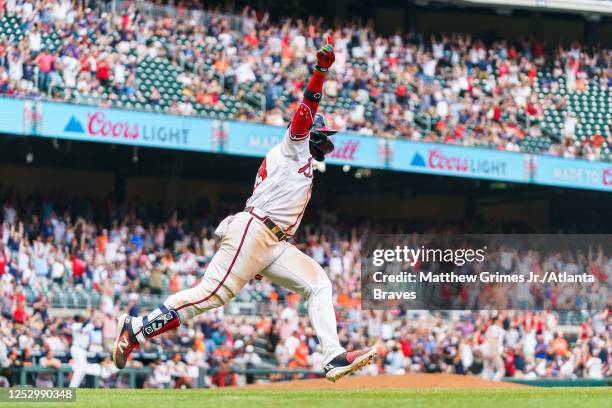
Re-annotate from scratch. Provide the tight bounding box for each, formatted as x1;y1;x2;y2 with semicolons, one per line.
69;345;101;387
148;210;345;365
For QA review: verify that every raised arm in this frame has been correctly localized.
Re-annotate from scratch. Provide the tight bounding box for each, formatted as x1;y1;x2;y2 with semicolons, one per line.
288;35;335;141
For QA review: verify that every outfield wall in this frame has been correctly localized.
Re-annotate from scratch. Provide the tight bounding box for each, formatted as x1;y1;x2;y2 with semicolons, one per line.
1;97;610;192
10;364;612;388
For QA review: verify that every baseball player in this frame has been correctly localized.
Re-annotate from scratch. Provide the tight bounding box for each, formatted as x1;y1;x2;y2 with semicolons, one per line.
113;36;376;382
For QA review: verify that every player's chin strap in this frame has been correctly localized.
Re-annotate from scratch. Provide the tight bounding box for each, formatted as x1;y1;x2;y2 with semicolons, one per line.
138;304;181;342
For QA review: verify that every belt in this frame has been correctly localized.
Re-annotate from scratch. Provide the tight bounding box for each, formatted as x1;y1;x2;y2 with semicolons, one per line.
244;207;287;241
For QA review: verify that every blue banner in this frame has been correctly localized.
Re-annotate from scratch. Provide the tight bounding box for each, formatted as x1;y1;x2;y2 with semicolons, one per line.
0;97;609;193
325;133;383;169
0;97;25;135
38;101;213;152
223;121;284;157
223;122;383;169
533;155;612;192
391;140;531;183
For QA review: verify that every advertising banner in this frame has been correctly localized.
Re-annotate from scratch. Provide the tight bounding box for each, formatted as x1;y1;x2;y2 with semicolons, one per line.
0;97;25;135
223;121;385;169
0;97;609;193
223;121;283;157
391;140;531;184
39;101;213;153
532;155;612;192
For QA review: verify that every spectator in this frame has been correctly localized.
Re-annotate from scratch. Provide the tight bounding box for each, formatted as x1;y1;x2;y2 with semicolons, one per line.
35;50;55;92
36;350;61;387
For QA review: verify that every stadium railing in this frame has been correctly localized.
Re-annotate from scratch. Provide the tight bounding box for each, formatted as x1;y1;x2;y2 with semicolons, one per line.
13;365;324;388
13;365;611;388
16;365;150;388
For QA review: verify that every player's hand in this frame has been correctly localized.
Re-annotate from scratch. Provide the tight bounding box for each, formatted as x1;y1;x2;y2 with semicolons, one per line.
315;35;335;74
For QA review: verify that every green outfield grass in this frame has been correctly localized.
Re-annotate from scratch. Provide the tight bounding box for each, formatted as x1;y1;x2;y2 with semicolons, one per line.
1;387;611;408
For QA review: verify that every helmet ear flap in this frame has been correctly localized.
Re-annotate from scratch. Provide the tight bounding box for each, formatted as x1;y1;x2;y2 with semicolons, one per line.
320;137;334;154
310;146;326;161
313;113;326;129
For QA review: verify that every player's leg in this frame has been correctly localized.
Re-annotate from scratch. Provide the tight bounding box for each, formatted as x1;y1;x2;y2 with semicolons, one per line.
261;244;345;361
68;345;87;387
481;355;493;379
260;244;376;381
113;213;278;369
492;355;505;381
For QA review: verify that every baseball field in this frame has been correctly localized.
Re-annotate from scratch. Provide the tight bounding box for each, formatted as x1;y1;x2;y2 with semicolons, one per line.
1;375;610;408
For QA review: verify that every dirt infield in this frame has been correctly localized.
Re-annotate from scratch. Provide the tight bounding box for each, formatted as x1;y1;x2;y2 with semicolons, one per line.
248;374;526;390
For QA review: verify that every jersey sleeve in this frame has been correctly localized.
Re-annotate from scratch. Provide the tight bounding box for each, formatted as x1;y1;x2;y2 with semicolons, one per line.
281;66;326;161
281;127;310;160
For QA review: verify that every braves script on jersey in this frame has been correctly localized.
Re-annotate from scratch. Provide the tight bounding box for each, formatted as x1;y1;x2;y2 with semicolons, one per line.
246;129;313;236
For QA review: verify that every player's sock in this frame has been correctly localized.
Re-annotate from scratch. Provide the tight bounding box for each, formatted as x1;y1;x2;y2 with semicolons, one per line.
130;315;144;343
131;304;181;344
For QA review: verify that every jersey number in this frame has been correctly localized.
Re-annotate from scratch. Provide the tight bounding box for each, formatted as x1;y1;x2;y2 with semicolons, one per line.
254;158;267;190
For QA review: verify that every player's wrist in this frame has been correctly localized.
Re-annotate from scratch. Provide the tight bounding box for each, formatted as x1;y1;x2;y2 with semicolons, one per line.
313;66;328;76
303;88;322;103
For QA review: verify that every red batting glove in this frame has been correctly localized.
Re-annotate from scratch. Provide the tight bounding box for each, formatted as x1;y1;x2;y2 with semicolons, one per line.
314;35;335;74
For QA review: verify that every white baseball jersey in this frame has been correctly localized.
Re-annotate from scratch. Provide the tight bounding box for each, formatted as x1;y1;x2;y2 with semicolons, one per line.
245;130;313;235
138;131;346;369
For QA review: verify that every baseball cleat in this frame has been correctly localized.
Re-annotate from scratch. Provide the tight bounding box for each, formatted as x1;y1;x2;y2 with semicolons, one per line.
112;313;139;369
324;347;377;382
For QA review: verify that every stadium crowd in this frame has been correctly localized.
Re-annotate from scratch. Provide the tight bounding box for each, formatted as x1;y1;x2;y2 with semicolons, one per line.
0;1;610;160
0;191;610;387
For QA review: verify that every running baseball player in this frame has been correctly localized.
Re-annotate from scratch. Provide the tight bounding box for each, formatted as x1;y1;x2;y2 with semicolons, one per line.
112;36;376;382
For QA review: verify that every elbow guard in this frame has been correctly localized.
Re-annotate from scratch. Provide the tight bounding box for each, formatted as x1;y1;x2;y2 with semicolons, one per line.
289;103;314;141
